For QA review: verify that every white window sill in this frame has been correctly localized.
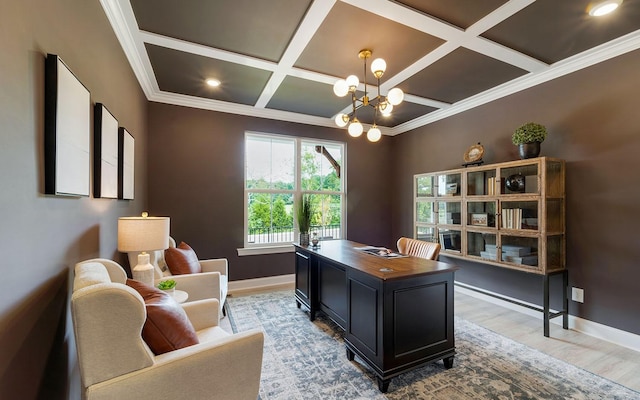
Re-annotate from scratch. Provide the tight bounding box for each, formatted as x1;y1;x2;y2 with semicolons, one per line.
237;244;295;256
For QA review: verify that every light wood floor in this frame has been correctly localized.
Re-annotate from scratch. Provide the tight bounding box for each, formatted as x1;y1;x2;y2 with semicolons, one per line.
455;290;640;393
226;286;640;393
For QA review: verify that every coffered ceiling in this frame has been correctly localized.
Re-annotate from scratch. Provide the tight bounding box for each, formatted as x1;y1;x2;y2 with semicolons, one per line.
100;0;640;136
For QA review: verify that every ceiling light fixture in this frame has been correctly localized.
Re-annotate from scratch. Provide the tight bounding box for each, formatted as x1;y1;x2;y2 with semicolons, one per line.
333;49;404;142
588;0;623;16
206;78;221;87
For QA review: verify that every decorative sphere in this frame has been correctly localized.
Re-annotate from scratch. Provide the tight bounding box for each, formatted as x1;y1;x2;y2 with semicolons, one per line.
505;174;526;192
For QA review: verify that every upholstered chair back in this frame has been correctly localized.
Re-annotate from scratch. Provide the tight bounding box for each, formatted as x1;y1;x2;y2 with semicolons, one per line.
71;259;154;389
397;237;441;260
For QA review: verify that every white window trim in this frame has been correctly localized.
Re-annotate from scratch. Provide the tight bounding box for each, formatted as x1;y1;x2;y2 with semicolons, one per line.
238;132;346;256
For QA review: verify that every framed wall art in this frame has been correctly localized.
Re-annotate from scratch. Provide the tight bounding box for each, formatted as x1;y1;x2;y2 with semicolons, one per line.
44;54;91;196
93;103;119;198
118;127;134;200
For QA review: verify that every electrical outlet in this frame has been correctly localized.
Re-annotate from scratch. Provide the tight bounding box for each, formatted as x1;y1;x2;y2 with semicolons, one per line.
572;287;584;303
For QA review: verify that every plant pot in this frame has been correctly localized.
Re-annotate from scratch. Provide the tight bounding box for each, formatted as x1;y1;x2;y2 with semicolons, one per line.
161;287;175;295
299;233;310;246
518;142;541;159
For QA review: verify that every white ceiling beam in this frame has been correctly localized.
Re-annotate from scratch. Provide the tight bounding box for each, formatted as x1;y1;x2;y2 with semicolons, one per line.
255;0;337;108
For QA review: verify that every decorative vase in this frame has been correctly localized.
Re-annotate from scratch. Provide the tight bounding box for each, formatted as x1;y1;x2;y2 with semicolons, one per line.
518;142;541;159
300;233;310;246
311;232;319;247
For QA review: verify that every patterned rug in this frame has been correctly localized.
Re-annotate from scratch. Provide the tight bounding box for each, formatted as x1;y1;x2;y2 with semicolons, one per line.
226;290;639;400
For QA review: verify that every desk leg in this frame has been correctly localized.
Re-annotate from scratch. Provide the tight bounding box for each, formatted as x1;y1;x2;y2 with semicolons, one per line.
346;347;354;361
443;356;454;369
377;378;390;393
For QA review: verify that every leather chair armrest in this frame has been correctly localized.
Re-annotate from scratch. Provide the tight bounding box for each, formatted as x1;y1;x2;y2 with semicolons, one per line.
199;258;228;276
181;299;220;330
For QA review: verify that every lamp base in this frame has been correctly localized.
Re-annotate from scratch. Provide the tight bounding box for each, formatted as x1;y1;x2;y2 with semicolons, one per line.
132;252;155;288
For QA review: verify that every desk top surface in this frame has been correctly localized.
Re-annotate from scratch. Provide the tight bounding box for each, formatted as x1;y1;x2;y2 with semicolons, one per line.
295;239;458;280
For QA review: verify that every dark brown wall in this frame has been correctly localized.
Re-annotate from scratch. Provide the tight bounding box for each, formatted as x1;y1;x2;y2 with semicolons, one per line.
391;48;640;335
0;1;148;399
147;103;393;280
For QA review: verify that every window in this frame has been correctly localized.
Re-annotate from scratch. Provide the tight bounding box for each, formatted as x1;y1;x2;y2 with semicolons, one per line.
244;132;344;248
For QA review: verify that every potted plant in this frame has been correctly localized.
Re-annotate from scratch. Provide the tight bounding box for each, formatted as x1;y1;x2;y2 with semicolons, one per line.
296;194;312;246
512;122;547;159
157;279;177;294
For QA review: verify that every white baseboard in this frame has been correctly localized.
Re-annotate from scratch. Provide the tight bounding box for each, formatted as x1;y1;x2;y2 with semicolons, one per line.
455;282;640;353
228;274;295;295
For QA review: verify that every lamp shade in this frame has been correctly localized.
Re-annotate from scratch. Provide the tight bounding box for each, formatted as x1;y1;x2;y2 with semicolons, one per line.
117;216;170;252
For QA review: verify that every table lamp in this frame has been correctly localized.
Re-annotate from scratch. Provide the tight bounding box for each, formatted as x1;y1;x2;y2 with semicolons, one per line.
117;212;170;287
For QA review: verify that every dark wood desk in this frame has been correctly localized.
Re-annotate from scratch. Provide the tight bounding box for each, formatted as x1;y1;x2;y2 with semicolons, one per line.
294;240;459;392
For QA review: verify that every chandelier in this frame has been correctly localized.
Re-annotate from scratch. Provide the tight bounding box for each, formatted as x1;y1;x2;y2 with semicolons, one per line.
333;49;404;142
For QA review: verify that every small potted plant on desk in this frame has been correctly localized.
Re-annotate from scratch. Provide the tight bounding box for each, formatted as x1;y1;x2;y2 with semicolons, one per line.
512;122;547;159
296;194;312;246
157;279;177;295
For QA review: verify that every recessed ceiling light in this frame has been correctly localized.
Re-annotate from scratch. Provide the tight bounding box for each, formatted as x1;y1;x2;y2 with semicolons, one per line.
206;78;220;87
588;0;623;16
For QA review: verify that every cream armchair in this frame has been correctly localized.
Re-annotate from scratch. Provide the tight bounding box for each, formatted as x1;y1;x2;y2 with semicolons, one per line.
127;237;228;315
71;259;263;400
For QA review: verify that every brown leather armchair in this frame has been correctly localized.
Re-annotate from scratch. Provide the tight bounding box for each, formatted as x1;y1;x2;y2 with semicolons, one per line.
397;237;441;260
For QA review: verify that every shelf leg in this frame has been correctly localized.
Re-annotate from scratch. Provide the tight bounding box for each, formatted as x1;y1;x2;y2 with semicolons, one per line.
543;274;550;337
563;270;569;330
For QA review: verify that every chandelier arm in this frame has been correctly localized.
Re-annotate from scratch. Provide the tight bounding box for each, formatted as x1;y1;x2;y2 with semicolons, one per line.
363;55;368;103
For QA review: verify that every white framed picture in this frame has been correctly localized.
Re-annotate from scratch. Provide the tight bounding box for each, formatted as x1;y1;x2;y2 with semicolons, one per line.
44;54;91;197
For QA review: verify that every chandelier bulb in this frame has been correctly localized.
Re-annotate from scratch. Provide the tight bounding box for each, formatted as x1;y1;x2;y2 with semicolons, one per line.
345;75;359;91
380;101;393;116
367;126;382;142
371;58;386;79
387;88;404;106
348;119;363;137
333;79;349;97
334;113;349;127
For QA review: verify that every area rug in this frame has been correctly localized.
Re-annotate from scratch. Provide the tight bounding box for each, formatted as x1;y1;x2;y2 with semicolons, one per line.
226;290;639;400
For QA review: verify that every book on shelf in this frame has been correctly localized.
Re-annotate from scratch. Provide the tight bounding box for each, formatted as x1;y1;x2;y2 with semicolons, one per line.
501;208;523;229
479;251;497;260
503;254;538;266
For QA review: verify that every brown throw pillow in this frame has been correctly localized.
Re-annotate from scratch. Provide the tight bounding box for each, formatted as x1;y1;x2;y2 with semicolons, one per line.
126;279;199;355
164;241;202;275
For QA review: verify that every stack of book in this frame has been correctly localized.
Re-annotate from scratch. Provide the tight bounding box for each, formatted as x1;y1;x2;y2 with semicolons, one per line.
479;244;538;266
501;208;522;229
486;177;497;195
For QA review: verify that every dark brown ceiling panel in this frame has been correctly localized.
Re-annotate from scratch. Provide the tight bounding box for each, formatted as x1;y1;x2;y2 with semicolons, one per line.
266;76;351;118
482;0;640;64
104;0;640;134
131;0;312;62
146;44;271;105
400;47;528;104
395;0;508;29
294;2;444;80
